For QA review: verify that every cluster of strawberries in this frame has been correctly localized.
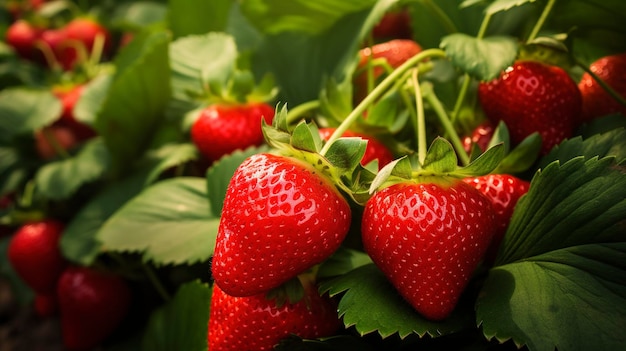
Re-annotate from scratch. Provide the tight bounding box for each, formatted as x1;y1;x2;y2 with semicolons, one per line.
6;220;131;351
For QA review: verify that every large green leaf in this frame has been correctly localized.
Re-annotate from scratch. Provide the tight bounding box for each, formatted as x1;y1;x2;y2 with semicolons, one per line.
497;156;626;265
477;243;626;351
240;0;378;35
60;172;147;265
142;280;211;351
97;177;219;266
0;88;61;144
168;32;238;118
253;0;398;105
94;29;171;171
539;128;626;169
168;0;231;38
440;34;518;81
319;264;474;339
34;138;110;200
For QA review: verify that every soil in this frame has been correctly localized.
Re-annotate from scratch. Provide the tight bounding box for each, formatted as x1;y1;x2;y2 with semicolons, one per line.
0;277;65;351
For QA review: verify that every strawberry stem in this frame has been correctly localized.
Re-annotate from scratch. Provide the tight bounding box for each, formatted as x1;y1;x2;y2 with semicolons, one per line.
34;40;62;72
422;82;470;166
526;0;556;42
286;100;320;125
411;69;427;165
320;48;447;156
87;32;105;77
142;263;172;302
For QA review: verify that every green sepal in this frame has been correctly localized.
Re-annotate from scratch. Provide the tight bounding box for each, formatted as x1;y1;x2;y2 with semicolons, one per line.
324;137;367;172
493;132;541;174
291;121;322;153
421;137;458;173
519;35;573;69
453;143;506;178
266;276;305;308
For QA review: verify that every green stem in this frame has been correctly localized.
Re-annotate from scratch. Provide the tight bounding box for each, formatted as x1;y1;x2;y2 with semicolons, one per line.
142;264;172;302
87;32;106;76
320;48;447;156
575;57;626;107
411;69;427;166
423;82;470;166
286;100;320;125
450;12;492;123
526;0;557;42
422;0;458;34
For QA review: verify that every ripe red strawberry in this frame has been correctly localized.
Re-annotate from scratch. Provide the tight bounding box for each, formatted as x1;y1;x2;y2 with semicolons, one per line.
478;60;581;154
578;53;626;122
463;174;530;264
361;180;496;320
208;280;341;351
7;219;66;295
38;27;73;70
5;19;43;60
354;39;422;102
372;8;412;40
34;124;79;160
53;84;97;141
190;102;275;162
211;153;351;297
61;17;112;70
57;266;131;351
318;127;394;169
462;121;495;154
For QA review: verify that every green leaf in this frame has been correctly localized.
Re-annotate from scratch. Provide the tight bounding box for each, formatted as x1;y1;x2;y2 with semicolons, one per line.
485;0;537;15
440;34;518;81
170;32;238;93
142;280;211;351
112;1;168;30
319;264;474;339
94;29;171;171
497;157;626;265
73;72;113;126
168;0;231;38
477;243;626;351
317;247;373;279
0;88;61;144
240;0;378;35
539;128;626;169
61;172;148;265
140;143;199;186
97;177;218;266
206;145;269;217
422;137;458;173
34;138;110;200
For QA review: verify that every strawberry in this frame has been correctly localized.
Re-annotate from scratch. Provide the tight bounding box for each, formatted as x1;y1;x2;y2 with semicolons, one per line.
463;174;530;264
61;17;112;70
34;124;79;160
7;220;66;295
462;121;495;154
208;279;341;351
37;27;74;70
53;84;97;141
578;53;626;122
5;19;43;61
372;8;413;40
354;39;422;102
190;102;275;162
318;127;394;169
478;60;581;154
361;179;496;320
57;266;131;351
211;153;351;297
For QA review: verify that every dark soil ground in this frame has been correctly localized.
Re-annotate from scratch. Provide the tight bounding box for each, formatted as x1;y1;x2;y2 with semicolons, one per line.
0;277;65;351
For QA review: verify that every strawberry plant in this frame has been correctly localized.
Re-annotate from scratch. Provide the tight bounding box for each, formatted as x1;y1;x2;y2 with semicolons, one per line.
1;0;625;350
